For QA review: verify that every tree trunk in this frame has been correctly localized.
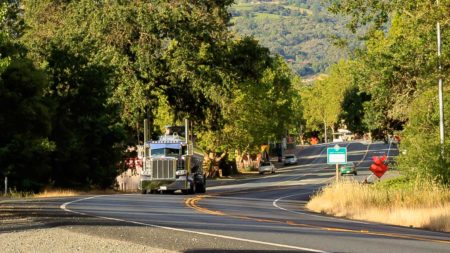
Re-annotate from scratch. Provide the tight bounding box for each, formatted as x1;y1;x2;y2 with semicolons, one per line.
203;151;228;178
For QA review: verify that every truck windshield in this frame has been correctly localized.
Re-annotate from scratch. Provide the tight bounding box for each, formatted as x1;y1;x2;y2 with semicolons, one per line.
151;148;180;157
166;148;180;157
151;148;165;156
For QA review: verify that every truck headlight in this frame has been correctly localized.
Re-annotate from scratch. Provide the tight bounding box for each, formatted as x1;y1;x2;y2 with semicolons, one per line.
141;169;152;176
176;170;187;176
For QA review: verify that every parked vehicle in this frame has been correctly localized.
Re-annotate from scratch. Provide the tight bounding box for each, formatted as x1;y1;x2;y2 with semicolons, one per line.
284;155;298;165
259;162;275;175
340;162;357;176
333;129;354;142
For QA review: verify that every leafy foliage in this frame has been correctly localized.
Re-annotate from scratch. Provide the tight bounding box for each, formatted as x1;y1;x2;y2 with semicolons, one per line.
397;89;450;185
196;38;299;153
301;60;358;140
0;4;54;191
327;0;450;184
0;0;303;190
339;87;370;134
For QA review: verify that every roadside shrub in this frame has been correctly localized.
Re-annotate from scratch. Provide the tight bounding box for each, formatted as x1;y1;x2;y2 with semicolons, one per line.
396;89;450;185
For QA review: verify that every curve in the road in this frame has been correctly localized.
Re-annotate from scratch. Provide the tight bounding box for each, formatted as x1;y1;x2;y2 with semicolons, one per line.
184;190;450;245
61;195;328;253
59;142;449;253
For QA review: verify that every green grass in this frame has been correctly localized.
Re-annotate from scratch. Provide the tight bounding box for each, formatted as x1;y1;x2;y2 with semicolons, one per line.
373;176;413;190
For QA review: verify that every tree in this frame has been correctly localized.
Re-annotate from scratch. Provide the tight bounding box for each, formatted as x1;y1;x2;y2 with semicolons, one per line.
328;0;450;184
397;89;450;185
14;0;308;185
21;1;126;189
196;38;297;153
301;60;356;142
339;87;370;134
0;3;54;191
20;0;297;183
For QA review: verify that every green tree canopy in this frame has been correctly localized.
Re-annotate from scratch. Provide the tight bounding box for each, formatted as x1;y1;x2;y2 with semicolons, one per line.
328;0;450;184
0;3;54;191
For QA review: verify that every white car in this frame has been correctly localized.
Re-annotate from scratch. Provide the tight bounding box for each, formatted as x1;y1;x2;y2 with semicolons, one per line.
259;162;275;175
284;155;298;165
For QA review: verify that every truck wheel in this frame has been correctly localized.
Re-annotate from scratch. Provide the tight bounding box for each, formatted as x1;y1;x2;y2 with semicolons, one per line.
198;183;206;193
190;183;197;194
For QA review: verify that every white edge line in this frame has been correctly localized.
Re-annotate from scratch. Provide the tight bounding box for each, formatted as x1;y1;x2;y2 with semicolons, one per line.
272;192;369;225
310;144;329;164
356;142;371;166
60;196;329;253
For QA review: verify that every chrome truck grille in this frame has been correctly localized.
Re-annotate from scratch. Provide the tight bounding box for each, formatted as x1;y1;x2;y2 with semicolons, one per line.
149;158;177;179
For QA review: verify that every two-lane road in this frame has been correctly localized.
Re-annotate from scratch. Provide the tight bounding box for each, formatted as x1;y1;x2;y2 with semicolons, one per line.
61;142;449;252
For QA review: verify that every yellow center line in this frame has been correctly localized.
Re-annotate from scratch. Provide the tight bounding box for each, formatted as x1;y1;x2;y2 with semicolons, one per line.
185;194;450;245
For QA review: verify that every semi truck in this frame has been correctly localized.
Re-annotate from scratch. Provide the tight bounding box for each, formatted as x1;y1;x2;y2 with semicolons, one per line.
138;121;205;194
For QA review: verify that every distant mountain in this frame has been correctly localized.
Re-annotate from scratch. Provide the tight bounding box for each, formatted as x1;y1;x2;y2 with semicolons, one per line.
229;0;359;77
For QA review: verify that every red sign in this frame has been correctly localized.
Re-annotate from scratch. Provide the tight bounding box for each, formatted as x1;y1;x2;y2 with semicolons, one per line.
370;155;389;178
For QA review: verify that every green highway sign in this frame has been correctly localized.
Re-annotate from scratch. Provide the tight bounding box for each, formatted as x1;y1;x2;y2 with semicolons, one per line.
327;145;347;164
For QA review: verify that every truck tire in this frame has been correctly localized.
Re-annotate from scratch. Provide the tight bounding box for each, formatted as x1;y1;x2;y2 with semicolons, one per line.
190;182;197;194
197;183;206;193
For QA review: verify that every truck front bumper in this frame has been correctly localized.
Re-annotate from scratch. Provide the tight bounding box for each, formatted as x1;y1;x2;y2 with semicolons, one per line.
140;178;190;191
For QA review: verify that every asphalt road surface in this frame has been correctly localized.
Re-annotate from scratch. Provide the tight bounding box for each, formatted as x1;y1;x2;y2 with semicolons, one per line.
57;141;449;253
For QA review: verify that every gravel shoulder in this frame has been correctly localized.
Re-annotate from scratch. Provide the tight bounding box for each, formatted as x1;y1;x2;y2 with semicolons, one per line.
1;227;176;253
0;197;178;253
0;172;263;253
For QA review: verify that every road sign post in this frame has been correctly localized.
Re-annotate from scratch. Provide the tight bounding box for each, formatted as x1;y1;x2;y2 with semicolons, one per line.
327;145;347;183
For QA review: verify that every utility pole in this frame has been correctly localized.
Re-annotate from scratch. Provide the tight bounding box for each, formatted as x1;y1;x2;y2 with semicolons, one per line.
437;0;445;156
4;177;7;196
144;119;149;156
185;119;191;190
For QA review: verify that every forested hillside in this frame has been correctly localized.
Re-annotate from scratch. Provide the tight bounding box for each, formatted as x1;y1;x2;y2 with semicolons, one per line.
229;0;359;76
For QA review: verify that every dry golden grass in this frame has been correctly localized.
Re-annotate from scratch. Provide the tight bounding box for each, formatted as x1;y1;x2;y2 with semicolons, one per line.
32;188;117;198
306;180;450;232
33;189;80;198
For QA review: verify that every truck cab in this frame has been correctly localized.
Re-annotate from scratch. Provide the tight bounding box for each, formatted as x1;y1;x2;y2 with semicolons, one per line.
139;134;205;194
